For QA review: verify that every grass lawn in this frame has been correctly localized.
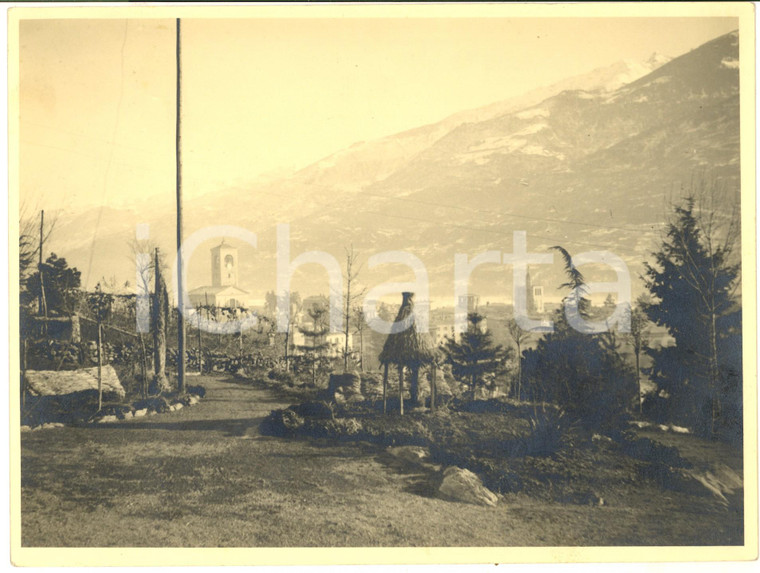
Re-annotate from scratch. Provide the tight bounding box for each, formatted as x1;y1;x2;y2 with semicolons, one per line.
20;374;744;547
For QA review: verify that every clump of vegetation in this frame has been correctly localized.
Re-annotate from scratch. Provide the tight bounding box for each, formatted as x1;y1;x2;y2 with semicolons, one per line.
441;312;511;400
521;246;636;433
643;189;742;443
267;368;295;386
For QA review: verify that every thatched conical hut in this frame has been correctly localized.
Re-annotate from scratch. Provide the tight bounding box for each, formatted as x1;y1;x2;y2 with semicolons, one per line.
378;292;437;414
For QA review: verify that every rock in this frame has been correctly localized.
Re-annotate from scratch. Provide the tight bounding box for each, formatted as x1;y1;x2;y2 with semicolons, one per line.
133;409;148;418
438;466;498;507
98;415;119;423
20;425;31;432
387;445;430;465
346;393;364;403
657;424;670;431
328;372;362;401
188;396;200;405
174;403;183;411
669;424;690;434
672;464;743;504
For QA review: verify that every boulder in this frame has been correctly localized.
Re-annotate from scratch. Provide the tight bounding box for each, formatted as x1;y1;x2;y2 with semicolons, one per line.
328;372;362;400
438;466;498;507
174;403;184;411
387;446;430;466
672;463;743;504
98;415;119;424
133;409;148;418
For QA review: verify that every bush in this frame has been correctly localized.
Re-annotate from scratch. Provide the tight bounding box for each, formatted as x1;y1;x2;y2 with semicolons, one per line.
618;434;691;468
267;369;295;386
133;396;171;413
525;407;577;456
186;384;206;398
289;401;334;420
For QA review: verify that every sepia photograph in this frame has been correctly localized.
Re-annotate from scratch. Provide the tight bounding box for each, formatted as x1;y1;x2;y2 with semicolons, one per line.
8;2;756;565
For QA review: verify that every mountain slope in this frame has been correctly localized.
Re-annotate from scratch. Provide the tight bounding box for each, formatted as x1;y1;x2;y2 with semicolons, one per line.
42;32;739;305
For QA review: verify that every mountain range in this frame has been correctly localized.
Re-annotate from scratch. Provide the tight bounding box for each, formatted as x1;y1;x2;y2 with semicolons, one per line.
40;31;740;307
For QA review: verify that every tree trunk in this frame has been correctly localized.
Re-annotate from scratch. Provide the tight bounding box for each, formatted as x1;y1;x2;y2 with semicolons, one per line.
358;326;364;372
21;338;27;411
138;333;148;399
635;348;642;414
516;341;522;400
382;363;388;414
398;365;404;416
151;249;169;395
430;365;437;412
709;309;720;436
284;327;290;372
97;321;103;411
344;277;351;372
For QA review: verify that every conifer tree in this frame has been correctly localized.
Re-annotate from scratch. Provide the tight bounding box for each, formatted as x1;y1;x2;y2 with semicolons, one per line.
442;312;509;399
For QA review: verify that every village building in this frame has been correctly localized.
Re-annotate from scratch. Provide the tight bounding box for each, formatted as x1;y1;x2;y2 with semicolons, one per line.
188;239;255;309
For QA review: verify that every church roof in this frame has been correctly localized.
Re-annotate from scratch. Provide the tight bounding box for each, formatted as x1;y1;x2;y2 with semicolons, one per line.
211;238;236;250
188;285;249;296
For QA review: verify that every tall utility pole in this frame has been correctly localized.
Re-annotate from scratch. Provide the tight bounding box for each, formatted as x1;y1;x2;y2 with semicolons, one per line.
175;18;186;393
38;210;48;323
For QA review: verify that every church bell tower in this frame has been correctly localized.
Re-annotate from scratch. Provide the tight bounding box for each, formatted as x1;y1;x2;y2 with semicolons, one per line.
211;239;238;287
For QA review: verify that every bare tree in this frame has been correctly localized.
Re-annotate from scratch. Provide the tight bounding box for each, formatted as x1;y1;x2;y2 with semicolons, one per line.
335;245;365;372
279;291;302;371
624;295;651;414
353;305;366;371
506;318;531;400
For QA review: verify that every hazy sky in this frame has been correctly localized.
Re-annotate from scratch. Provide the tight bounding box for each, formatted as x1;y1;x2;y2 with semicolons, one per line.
19;16;738;215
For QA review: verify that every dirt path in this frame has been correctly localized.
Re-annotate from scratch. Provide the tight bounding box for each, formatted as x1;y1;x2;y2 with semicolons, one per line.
20;375;743;547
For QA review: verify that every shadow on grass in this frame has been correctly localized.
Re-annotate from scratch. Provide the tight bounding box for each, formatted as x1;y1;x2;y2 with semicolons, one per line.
85;417;264;437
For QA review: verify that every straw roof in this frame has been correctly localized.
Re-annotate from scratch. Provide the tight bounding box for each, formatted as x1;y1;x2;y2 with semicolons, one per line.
379;292;436;367
25;365;126;398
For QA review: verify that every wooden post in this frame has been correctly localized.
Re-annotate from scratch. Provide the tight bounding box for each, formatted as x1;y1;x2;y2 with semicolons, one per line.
38;210;48;332
197;308;203;374
398;364;404;416
382;363;388;414
430;365;437;412
175;17;186;394
410;366;420;406
97;320;103;411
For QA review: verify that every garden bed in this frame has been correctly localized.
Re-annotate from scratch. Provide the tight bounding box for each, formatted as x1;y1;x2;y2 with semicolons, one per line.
260;395;741;510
